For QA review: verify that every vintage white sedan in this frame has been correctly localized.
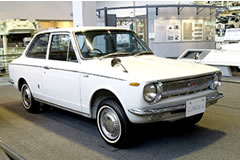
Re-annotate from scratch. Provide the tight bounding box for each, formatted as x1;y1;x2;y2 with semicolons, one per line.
9;27;223;147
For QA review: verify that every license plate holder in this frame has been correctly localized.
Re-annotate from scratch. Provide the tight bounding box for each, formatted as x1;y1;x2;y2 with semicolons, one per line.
186;97;206;117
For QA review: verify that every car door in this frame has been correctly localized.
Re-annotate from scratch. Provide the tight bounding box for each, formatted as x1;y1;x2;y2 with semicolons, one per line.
23;33;50;99
41;33;82;112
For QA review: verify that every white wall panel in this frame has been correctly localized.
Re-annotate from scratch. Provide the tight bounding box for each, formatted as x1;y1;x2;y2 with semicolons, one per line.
0;1;72;20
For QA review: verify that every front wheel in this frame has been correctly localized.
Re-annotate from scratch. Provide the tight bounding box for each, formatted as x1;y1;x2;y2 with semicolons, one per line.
97;99;130;148
21;83;40;113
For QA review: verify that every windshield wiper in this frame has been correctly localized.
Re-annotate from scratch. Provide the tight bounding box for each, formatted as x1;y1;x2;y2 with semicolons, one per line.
134;51;154;57
99;52;131;60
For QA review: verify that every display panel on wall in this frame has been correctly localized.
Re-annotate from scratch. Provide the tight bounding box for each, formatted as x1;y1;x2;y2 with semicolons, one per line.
166;20;181;42
204;21;215;41
153;18;215;42
182;20;203;41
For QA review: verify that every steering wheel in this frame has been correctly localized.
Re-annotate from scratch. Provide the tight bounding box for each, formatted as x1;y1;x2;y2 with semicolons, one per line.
91;48;102;54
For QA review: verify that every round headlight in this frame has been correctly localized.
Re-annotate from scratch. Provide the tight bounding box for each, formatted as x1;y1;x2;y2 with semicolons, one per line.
210;72;222;90
144;84;157;102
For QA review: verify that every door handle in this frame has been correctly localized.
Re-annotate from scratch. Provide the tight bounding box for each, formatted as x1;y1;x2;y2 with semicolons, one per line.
83;74;89;78
43;66;50;70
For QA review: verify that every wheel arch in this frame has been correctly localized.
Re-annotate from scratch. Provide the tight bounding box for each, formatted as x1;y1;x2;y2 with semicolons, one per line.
90;89;123;119
17;77;28;91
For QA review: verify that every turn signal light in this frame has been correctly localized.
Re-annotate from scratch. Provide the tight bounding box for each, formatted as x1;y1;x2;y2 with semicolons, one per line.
129;82;140;87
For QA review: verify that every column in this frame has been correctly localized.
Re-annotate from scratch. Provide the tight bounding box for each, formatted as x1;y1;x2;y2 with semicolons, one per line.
72;1;96;27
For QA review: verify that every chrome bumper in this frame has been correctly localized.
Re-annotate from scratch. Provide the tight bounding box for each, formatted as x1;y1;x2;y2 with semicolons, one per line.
128;92;224;116
8;79;14;84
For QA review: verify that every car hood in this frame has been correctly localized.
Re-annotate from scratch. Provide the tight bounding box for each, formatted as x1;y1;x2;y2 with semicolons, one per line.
202;50;240;67
82;55;219;82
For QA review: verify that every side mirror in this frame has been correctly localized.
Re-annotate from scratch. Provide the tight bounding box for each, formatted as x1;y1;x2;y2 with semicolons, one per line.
111;57;128;73
111;57;121;67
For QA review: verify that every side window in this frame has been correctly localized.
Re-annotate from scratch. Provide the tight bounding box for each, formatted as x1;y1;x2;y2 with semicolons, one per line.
49;34;77;62
26;34;49;59
182;50;210;60
183;51;203;59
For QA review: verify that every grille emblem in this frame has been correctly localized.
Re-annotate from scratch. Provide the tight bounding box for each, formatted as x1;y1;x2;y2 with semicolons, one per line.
188;82;196;87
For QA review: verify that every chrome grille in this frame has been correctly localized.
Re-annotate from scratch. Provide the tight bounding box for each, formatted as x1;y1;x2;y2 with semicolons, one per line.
162;75;213;98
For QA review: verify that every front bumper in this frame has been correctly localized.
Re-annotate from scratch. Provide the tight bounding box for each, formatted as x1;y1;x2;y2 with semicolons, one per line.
129;92;224;116
127;91;224;123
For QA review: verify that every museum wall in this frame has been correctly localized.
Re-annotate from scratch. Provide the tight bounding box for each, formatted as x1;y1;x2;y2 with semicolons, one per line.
96;1;216;57
148;7;216;57
0;1;217;57
0;1;72;21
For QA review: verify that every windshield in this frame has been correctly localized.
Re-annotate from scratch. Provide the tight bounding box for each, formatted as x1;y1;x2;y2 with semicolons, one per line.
75;30;152;59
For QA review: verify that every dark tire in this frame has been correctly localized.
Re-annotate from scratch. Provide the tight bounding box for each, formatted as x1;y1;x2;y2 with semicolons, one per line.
21;83;40;113
97;99;130;148
177;113;204;127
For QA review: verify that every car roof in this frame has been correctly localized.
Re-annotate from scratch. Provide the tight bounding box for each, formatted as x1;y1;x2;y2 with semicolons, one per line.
37;26;133;34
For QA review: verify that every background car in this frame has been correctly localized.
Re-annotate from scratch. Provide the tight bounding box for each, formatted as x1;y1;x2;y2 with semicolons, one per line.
178;48;240;77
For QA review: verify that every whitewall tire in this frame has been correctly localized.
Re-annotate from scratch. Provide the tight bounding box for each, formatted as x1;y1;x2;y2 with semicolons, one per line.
21;83;40;113
97;99;130;147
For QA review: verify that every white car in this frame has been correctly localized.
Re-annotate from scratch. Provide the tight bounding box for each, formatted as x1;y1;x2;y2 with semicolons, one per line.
178;48;240;77
9;27;223;147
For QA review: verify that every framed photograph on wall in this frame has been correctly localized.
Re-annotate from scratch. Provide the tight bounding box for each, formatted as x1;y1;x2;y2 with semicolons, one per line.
166;20;181;42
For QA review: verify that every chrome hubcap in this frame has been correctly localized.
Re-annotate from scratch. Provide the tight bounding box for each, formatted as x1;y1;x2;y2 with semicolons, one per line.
22;85;32;109
99;106;121;140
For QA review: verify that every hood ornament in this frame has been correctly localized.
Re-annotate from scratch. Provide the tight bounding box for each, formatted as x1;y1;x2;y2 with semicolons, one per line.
188;81;197;87
111;57;128;73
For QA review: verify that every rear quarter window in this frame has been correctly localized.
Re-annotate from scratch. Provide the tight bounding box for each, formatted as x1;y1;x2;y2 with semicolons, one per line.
26;34;49;59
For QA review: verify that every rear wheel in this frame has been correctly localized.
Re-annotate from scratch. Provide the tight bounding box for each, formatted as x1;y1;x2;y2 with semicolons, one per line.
97;99;130;148
21;83;40;113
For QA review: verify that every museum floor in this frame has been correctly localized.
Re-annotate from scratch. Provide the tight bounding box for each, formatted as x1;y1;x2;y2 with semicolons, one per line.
0;77;240;160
